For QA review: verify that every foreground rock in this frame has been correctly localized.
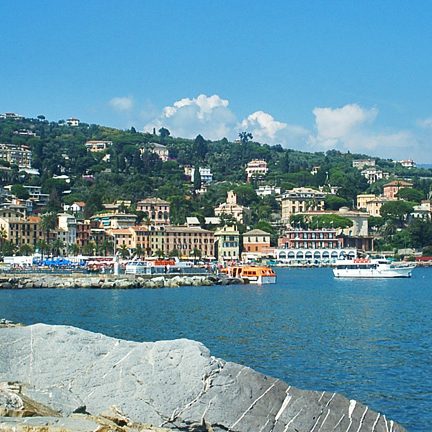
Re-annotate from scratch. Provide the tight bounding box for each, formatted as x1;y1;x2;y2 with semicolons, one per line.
0;324;405;431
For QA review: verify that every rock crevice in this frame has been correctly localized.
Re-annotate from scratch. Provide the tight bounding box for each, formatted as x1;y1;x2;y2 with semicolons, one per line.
0;324;406;432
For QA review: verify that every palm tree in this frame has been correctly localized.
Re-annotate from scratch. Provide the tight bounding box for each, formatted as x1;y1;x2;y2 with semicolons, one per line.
19;244;34;256
51;239;65;257
191;247;202;262
67;243;80;256
40;212;57;242
35;240;49;260
134;244;144;259
118;244;130;259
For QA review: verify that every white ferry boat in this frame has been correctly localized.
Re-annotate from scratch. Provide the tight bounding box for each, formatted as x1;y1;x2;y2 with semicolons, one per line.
333;257;415;279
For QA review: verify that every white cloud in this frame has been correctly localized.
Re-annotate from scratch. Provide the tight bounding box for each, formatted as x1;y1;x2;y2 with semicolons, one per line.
145;94;237;140
417;117;432;128
240;111;308;146
308;103;418;159
310;104;378;149
109;96;134;112
142;96;423;160
145;94;307;146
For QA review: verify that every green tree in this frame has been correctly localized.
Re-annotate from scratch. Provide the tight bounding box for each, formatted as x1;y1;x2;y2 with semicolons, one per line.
51;239;65;256
380;201;414;227
191;247;202;263
118;244;130;259
19;244;33;256
39;212;57;241
11;184;29;200
238;131;253;144
159;127;170;141
35;240;49;260
193;166;201;191
396;188;425;203
324;195;351;210
310;214;353;229
193;135;208;160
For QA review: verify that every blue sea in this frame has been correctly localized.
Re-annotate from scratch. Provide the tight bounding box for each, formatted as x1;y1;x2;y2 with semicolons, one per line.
1;267;431;431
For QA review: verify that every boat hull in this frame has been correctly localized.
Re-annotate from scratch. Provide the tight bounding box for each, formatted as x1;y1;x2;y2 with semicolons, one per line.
333;267;414;278
247;275;276;284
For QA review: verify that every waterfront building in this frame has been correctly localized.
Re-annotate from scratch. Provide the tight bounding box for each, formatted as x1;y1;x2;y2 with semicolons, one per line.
136;198;170;225
163;225;215;259
383;180;413;200
214;191;249;224
281;187;326;223
242;229;271;254
0;215;44;248
76;220;91;250
278;228;343;250
245;160;268;182
90;212;137;229
214;225;240;262
57;213;77;249
274;247;356;265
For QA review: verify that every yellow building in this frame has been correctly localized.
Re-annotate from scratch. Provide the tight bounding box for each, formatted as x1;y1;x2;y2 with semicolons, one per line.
281;187;326;223
0;215;44;248
214;191;249;224
214;225;240;263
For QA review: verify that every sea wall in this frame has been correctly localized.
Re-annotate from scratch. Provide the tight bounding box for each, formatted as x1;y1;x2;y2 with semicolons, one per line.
0;274;241;289
0;323;406;431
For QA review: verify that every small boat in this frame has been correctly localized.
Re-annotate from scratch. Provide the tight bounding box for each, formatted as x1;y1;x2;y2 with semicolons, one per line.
333;257;415;279
221;265;277;284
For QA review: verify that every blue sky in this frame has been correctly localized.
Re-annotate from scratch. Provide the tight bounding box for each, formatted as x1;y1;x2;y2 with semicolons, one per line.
2;1;432;161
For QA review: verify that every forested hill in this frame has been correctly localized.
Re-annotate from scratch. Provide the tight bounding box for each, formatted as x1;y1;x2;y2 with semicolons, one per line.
1;115;431;224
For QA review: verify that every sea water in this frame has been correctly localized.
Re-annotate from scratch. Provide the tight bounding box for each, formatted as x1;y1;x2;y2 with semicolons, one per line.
0;267;431;431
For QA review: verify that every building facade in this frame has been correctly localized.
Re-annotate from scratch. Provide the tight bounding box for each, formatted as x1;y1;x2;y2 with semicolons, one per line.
242;229;271;254
0;144;32;168
245;160;268;182
278;228;343;249
214;191;249;224
85;140;113;152
383;180;413;200
281;187;326;223
136;198;170;225
214;225;240;262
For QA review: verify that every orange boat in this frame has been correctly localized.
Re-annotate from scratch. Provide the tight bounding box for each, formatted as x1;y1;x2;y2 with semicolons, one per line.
221;265;276;284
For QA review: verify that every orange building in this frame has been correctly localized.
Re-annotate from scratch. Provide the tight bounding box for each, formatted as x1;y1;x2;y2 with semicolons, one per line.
383;180;413;200
242;229;271;254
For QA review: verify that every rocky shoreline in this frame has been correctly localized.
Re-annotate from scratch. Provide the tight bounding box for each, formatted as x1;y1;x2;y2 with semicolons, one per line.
0;323;406;432
0;273;244;289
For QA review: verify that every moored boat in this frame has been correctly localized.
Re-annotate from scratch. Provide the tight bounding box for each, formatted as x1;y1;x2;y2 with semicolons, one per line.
333;257;415;278
221;265;276;284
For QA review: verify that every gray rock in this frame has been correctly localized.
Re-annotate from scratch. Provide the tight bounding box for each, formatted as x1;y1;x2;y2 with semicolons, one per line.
0;324;405;432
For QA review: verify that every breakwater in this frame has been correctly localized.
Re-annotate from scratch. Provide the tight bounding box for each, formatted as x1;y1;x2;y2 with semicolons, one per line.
0;273;239;289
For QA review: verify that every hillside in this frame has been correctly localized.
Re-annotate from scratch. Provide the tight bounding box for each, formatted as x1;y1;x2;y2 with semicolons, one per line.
1;114;431;227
